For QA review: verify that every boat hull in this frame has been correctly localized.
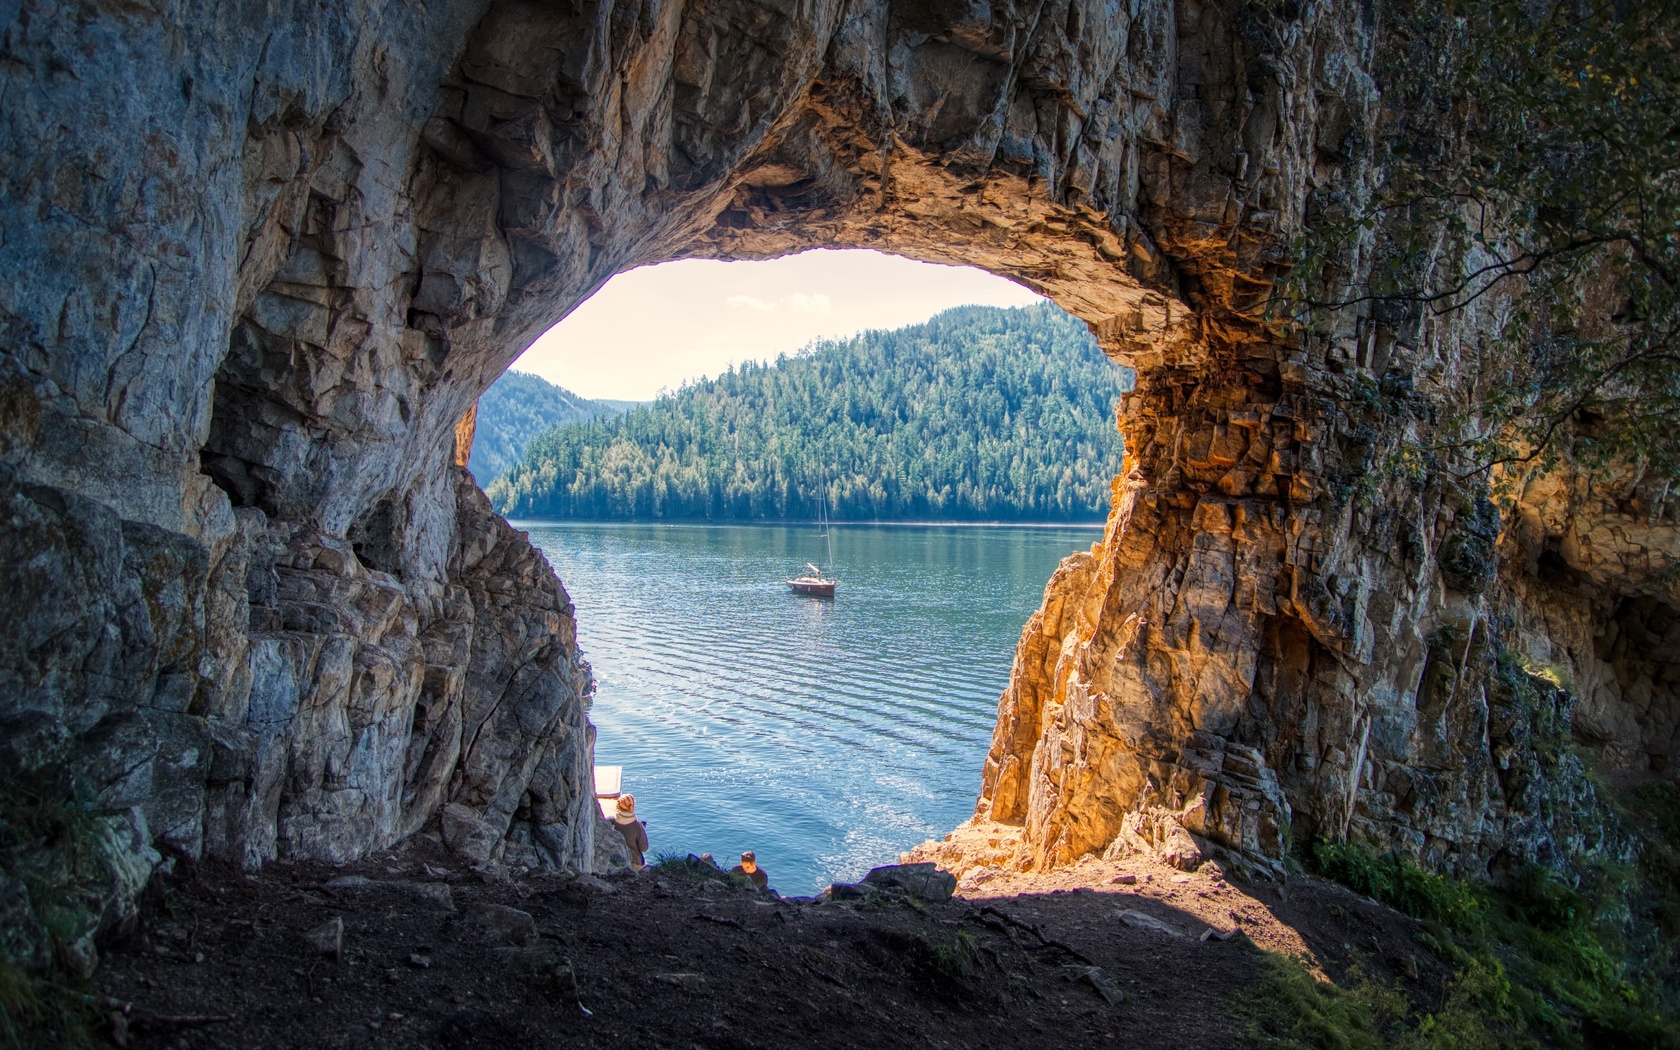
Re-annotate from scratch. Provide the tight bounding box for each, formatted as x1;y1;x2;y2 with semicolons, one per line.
787;578;837;597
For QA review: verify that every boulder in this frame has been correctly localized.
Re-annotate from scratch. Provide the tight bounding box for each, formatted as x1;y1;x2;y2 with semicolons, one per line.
304;916;344;959
654;973;706;989
861;863;957;903
574;873;618;894
1104;810;1205;872
440;804;499;864
1076;967;1126;1005
1157;825;1205;872
591;813;631;874
408;882;456;911
466;903;539;947
1114;909;1182;938
500;945;579;999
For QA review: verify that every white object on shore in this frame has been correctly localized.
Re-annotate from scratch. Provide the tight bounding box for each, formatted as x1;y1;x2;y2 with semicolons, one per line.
594;765;623;819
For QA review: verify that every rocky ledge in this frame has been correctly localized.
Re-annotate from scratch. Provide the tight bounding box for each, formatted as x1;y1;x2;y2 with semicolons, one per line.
88;844;1439;1050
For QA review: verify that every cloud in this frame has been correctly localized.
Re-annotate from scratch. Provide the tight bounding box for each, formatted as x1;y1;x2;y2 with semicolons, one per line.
515;249;1045;400
726;292;833;314
785;292;833;314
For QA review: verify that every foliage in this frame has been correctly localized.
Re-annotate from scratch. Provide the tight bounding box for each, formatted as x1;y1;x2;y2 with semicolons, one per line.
1609;781;1680;1017
0;957;98;1050
0;769;104;953
488;304;1129;522
1284;836;1680;1050
1280;0;1680;484
1245;954;1510;1050
877;927;980;1000
467;371;635;484
649;850;732;884
1310;841;1487;935
647;847;688;870
0;771;105;1049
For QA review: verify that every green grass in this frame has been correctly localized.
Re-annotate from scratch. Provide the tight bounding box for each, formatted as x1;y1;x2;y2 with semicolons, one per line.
0;770;109;1050
1243;956;1419;1050
647;848;691;870
649;847;717;871
1253;834;1680;1050
877;927;980;1000
1311;841;1487;934
648;849;747;888
1248;955;1513;1050
1263;653;1680;1050
0;956;100;1050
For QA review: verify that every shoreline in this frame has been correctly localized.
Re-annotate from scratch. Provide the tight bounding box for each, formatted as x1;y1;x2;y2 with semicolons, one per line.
508;518;1109;530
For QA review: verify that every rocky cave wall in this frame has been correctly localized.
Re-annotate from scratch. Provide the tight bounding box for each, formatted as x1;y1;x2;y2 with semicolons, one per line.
1;0;1676;966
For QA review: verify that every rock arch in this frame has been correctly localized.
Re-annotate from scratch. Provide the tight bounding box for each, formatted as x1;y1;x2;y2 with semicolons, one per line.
1;0;1672;916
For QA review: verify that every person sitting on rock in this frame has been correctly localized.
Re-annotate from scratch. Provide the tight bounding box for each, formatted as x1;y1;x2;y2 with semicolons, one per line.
612;794;648;870
731;850;768;891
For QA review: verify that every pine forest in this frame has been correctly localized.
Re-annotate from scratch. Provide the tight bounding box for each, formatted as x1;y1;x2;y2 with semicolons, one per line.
486;304;1130;522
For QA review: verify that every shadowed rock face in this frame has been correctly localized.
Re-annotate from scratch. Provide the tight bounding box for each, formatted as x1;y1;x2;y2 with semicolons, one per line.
0;0;1674;943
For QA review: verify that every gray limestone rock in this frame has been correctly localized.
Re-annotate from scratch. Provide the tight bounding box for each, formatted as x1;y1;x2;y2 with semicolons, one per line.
407;882;456;911
1076;967;1126;1005
467;903;539;948
305;917;345;960
0;0;1673;978
862;863;958;903
592;813;632;874
1114;910;1183;938
441;803;500;865
501;945;579;999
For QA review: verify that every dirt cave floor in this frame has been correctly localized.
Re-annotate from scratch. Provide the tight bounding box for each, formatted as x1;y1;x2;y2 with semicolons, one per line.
94;839;1449;1050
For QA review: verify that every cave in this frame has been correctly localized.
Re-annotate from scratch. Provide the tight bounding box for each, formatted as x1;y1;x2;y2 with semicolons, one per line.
1;0;1674;941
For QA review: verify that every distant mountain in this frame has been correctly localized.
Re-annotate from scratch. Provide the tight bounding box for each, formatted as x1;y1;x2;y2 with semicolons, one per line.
488;303;1130;522
467;371;637;483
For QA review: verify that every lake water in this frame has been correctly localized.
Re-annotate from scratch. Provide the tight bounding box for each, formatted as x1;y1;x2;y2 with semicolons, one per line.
519;521;1104;894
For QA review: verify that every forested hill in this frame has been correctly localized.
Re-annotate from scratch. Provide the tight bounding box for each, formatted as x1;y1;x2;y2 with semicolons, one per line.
487;304;1130;522
467;371;637;482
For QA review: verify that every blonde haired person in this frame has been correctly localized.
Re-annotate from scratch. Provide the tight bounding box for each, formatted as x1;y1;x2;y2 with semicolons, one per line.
611;794;648;870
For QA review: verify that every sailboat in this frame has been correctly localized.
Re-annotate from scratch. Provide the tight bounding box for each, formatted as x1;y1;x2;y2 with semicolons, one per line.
787;482;838;597
787;562;836;597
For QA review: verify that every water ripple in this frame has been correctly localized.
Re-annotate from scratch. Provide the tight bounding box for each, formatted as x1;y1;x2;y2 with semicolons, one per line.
523;521;1102;893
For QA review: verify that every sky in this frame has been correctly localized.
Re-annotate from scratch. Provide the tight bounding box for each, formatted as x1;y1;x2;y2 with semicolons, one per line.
510;249;1045;401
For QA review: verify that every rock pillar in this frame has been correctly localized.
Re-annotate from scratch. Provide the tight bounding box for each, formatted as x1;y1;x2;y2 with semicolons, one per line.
455;404;479;471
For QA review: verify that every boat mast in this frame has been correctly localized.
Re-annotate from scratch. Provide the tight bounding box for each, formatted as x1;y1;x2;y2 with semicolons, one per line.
821;472;833;572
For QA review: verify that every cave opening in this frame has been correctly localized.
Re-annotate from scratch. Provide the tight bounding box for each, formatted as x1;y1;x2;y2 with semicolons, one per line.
15;8;1680;1034
175;0;1306;883
185;103;1209;879
461;248;1133;892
